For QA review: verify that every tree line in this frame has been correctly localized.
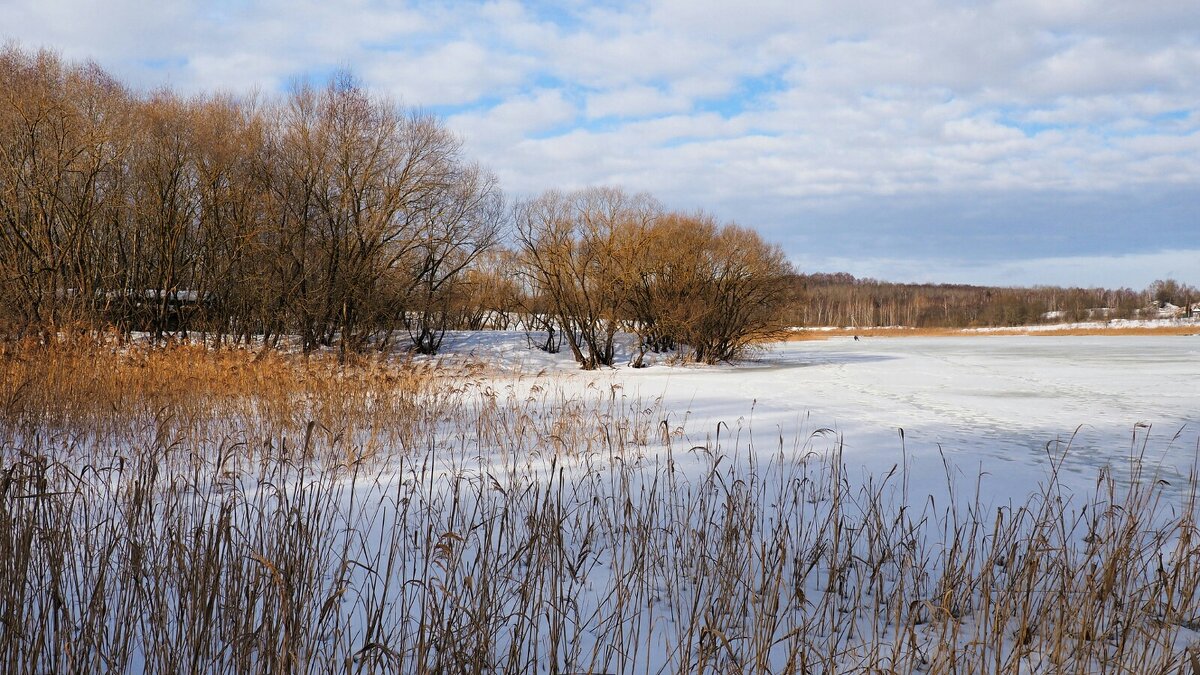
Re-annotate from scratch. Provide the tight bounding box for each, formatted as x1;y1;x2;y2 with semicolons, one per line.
786;273;1195;328
0;47;793;366
10;46;1185;362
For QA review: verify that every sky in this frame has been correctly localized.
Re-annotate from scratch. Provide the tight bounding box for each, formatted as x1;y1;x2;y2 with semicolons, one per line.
3;0;1198;289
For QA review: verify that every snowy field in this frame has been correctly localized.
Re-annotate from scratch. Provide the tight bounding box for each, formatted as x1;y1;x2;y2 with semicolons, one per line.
444;331;1200;498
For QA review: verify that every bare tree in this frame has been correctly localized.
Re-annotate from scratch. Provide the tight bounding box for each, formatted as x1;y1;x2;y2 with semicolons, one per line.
515;187;658;370
617;210;793;365
681;223;794;363
619;210;712;366
455;248;522;331
402;163;503;354
187;93;273;345
120;91;204;341
0;47;132;339
0;47;802;359
264;82;331;350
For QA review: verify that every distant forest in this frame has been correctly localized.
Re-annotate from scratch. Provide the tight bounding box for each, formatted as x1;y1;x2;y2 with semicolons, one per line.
785;273;1197;328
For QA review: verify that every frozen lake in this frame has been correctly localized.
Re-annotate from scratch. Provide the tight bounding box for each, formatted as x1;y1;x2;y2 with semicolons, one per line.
548;334;1200;498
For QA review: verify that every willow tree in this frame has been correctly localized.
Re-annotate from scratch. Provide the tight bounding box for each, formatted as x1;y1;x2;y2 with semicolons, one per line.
619;211;793;365
681;223;793;363
268;74;500;355
0;47;132;338
402;162;504;354
515;187;659;370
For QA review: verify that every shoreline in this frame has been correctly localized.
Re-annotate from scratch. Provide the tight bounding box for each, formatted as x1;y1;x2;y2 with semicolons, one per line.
785;324;1200;340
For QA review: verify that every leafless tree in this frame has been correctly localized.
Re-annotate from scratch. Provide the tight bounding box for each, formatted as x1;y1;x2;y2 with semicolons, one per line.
267;75;491;356
515;187;658;369
402;162;503;353
0;47;812;360
0;47;132;339
680;223;794;363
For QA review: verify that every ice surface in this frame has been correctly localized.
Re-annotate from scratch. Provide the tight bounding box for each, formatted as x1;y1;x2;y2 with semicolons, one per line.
439;331;1200;500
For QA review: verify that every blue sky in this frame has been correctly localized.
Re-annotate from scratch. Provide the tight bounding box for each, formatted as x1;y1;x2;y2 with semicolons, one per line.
4;0;1198;288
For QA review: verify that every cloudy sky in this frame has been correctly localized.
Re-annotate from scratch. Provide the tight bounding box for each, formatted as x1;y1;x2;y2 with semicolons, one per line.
4;0;1198;288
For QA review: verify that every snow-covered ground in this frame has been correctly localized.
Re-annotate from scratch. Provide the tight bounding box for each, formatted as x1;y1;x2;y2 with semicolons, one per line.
967;316;1200;332
421;330;1200;671
11;331;1199;673
440;331;1200;498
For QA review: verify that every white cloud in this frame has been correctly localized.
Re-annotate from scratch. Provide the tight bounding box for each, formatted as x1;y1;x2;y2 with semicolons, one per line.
449;89;577;143
585;86;691;119
1023;38;1192;97
646;0;806;41
365;41;531;107
3;0;1198;285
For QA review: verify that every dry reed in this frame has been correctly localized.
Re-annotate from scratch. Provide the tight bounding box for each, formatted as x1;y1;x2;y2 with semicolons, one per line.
1;338;1197;673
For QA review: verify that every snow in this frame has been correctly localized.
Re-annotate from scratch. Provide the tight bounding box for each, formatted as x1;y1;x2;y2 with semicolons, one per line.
16;330;1200;672
438;331;1200;495
427;330;1200;671
967;316;1198;332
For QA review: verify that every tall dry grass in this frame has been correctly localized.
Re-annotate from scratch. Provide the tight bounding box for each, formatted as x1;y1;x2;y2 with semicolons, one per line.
1;338;1198;673
0;334;451;457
